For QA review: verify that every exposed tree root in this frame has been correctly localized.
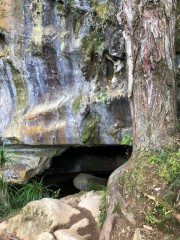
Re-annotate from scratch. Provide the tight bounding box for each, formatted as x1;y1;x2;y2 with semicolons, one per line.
100;152;180;240
100;159;136;240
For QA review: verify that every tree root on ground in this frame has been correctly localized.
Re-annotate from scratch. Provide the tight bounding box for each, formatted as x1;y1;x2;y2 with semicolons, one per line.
100;160;136;240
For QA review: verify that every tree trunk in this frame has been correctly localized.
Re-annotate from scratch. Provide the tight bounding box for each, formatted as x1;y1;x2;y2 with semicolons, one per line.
100;1;177;239
120;0;177;151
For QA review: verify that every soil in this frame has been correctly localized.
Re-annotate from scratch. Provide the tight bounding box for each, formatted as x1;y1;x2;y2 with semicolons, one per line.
109;152;180;240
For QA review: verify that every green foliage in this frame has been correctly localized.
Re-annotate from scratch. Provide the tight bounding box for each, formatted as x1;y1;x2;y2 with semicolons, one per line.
98;187;107;228
0;144;16;215
96;90;108;103
0;178;60;218
0;143;8;168
122;173;136;192
0;144;60;218
121;133;133;145
0;176;10;207
15;178;60;208
82;31;104;53
0;180;18;217
145;201;176;230
89;0;116;32
147;148;180;183
87;181;106;191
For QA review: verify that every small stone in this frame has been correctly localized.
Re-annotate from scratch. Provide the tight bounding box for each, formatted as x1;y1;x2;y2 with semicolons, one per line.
143;225;153;231
133;228;141;240
73;173;107;191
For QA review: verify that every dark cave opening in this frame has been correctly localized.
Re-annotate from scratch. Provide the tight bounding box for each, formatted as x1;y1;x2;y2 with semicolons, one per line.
38;145;132;197
0;32;6;51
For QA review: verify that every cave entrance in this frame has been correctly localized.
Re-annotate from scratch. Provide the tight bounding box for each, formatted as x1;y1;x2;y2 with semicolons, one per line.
39;145;132;197
0;32;7;51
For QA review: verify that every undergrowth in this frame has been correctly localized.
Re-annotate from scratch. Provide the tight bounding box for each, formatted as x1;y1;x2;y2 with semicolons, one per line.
0;145;60;218
122;147;180;233
98;186;107;228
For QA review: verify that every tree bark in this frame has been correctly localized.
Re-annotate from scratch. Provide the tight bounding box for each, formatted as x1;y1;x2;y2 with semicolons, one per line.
100;1;177;239
119;0;177;151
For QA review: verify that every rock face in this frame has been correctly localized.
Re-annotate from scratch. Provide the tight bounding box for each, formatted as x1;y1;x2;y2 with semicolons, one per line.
0;0;132;146
0;1;179;180
2;145;67;182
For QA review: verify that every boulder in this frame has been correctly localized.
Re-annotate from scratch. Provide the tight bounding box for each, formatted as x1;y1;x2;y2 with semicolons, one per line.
73;173;107;191
60;191;85;206
4;198;80;240
61;190;102;224
78;191;101;223
0;191;101;240
37;232;56;240
54;219;91;240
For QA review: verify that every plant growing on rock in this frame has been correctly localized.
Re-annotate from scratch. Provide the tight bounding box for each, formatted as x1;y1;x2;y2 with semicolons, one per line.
0;144;60;218
0;144;17;216
121;132;133;145
16;178;60;207
98;186;107;229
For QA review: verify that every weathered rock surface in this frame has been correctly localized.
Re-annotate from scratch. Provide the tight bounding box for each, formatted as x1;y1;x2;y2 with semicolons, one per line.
2;145;67;182
2;198;80;240
0;0;179;180
78;191;101;223
0;0;131;146
54;219;91;240
61;190;102;223
0;0;131;181
0;192;101;240
0;0;179;146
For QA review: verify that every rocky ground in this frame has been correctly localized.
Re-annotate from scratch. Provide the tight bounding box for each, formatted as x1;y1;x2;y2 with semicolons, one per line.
0;191;101;240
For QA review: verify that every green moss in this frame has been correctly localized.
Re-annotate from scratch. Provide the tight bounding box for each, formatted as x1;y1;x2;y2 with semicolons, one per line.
98;187;107;228
72;94;82;113
89;0;116;31
80;117;100;146
82;31;104;53
57;2;63;13
29;43;42;56
95;3;108;20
